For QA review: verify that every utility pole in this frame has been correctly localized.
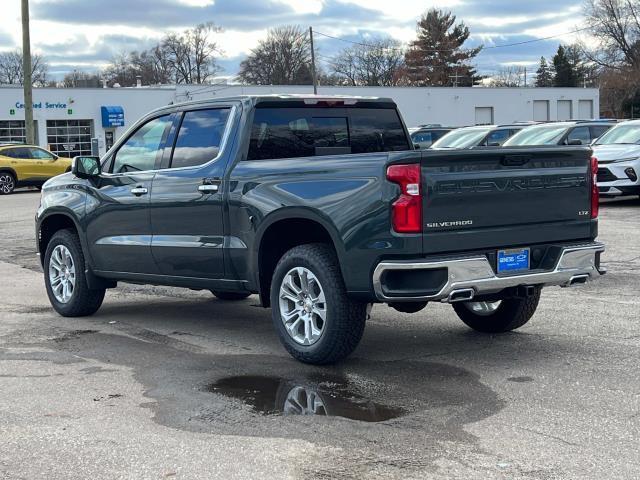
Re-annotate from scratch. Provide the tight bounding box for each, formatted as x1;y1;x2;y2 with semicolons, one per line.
524;67;527;87
309;26;318;95
21;0;35;145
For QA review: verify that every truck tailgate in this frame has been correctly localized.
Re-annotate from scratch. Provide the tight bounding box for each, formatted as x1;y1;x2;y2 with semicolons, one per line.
421;147;594;255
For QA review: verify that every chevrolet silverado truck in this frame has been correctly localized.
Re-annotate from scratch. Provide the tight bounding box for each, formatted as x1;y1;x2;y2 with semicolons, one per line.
36;95;605;364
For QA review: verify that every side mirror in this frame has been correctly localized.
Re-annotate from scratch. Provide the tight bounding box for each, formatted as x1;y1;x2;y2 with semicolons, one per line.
487;141;501;147
567;139;583;146
72;156;101;179
414;143;421;150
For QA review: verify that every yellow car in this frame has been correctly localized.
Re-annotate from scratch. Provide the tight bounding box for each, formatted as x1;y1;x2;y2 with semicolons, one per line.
0;144;72;194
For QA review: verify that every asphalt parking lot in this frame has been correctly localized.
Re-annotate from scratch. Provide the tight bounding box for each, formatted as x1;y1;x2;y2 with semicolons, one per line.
0;189;638;479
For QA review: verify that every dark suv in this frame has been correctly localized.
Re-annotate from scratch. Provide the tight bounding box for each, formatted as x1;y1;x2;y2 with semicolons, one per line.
409;126;454;149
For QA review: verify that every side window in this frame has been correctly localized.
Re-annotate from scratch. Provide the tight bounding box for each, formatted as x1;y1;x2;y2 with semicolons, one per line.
10;147;32;159
1;148;17;158
566;126;590;145
432;130;449;142
170;108;231;169
112;115;172;173
412;132;433;144
485;129;511;146
590;125;610;141
349;109;410;154
29;147;55;160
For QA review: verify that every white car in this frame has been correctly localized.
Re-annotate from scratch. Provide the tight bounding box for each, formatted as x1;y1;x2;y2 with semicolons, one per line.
592;120;640;198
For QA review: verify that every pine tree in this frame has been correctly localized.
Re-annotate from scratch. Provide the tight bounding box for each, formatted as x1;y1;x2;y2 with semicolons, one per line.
535;56;554;87
404;9;482;86
553;45;576;87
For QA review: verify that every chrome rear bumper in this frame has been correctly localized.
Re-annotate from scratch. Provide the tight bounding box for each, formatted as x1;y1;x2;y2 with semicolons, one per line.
373;242;605;303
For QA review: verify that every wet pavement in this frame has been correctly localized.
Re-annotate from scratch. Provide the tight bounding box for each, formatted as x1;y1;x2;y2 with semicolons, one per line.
0;191;639;479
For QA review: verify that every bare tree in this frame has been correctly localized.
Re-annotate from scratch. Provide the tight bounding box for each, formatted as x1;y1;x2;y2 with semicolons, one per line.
103;23;221;86
0;49;48;86
330;37;406;86
62;70;101;88
584;0;640;69
238;25;313;85
489;66;526;87
162;22;221;84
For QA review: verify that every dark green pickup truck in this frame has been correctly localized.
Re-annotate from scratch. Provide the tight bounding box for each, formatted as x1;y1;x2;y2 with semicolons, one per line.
36;95;605;364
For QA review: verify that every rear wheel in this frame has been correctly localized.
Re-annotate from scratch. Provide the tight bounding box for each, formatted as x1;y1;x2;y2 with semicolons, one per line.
210;290;251;301
270;244;367;365
0;172;16;195
452;287;542;333
44;229;105;317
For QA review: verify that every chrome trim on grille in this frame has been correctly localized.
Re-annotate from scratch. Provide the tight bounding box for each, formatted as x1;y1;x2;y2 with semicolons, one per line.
372;243;605;302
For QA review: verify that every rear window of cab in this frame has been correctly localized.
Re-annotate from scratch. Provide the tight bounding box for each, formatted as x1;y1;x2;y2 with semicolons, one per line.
247;107;410;160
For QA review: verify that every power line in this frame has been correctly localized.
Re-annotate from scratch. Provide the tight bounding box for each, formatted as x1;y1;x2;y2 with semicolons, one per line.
314;24;594;54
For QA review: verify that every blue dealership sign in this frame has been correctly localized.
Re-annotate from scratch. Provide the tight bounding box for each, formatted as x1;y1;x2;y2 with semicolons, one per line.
101;106;125;127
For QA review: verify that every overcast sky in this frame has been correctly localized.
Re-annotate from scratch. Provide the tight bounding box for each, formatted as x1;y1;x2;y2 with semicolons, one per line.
0;0;591;80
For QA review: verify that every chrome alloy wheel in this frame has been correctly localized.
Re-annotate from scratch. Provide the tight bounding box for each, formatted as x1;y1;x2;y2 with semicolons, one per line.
0;174;14;194
278;267;327;346
283;386;327;416
463;301;502;316
49;245;76;303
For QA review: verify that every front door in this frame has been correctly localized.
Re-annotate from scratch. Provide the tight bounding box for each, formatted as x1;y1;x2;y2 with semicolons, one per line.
85;114;173;274
150;107;234;279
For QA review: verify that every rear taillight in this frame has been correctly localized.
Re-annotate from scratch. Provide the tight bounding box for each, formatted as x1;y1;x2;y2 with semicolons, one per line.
387;164;422;233
591;156;599;219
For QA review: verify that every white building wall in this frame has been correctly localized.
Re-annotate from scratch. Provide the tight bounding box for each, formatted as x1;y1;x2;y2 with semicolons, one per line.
0;84;600;156
177;85;601;127
0;86;175;156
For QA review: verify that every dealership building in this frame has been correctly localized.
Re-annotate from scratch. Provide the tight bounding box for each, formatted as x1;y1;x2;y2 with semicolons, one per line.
0;84;600;157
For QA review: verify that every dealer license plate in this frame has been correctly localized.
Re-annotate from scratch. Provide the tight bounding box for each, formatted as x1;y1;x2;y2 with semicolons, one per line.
497;248;530;273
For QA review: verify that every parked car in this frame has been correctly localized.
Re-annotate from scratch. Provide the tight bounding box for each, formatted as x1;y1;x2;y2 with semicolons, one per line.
409;126;454;149
503;121;614;147
0;144;71;194
430;124;526;149
36;95;605;365
592;120;640;198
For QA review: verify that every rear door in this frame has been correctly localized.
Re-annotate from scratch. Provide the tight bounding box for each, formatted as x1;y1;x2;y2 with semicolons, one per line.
149;106;235;279
421;147;593;254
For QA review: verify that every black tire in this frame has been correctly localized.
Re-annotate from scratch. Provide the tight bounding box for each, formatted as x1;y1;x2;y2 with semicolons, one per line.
0;172;16;195
270;243;367;365
452;286;542;333
210;290;251;301
44;229;105;317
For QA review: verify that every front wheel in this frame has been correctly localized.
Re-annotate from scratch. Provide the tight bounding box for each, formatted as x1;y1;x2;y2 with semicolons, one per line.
270;244;367;365
452;286;542;333
44;229;105;317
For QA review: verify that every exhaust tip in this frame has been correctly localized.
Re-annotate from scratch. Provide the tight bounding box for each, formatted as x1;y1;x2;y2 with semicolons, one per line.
568;274;589;286
448;288;475;303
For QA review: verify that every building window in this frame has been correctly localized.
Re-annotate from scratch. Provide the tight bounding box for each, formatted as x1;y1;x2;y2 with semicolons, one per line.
0;120;38;144
46;119;93;158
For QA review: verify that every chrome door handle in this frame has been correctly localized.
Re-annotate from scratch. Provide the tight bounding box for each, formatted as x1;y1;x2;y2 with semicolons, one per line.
198;184;219;193
130;186;148;196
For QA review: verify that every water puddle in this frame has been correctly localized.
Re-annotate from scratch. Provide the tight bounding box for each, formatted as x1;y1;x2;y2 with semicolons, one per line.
205;374;404;422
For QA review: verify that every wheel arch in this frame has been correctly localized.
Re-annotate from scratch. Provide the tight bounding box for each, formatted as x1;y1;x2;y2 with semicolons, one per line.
254;208;346;307
0;167;18;180
37;211;84;268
